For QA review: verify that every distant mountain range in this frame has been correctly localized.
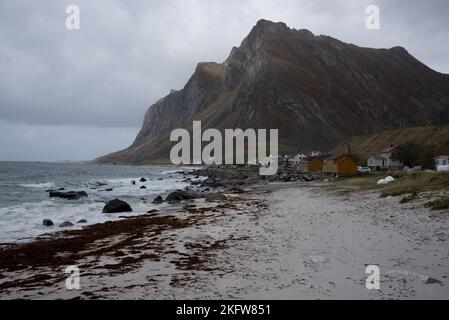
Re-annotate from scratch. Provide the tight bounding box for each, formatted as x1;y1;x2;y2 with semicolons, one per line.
96;19;449;164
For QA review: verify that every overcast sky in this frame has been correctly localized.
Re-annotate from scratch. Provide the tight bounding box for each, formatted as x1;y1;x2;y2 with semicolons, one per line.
1;0;448;161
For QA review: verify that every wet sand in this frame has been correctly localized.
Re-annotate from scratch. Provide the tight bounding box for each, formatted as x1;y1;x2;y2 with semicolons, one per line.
1;182;448;299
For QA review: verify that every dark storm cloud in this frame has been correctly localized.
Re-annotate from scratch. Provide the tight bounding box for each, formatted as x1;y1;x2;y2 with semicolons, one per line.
0;0;448;160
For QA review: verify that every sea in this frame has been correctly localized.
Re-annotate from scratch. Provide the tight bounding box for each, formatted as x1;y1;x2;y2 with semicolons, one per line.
0;162;194;243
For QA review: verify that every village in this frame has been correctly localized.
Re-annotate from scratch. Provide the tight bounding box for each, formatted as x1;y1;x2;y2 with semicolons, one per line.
278;144;449;177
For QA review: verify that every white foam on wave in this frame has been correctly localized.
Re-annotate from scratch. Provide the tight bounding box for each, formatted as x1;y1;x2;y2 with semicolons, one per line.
0;197;164;243
1;175;190;243
19;182;56;189
86;176;189;198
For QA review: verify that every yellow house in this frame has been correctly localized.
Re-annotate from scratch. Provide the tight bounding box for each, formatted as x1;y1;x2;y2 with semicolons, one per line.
308;157;324;174
323;154;358;176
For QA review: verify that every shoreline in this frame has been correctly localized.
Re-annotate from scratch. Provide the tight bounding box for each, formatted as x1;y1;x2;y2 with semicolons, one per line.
1;169;449;299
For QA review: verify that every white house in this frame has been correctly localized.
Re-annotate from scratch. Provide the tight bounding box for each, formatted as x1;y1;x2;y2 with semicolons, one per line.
367;156;387;170
293;152;307;165
435;155;449;172
367;145;404;171
435;155;449;166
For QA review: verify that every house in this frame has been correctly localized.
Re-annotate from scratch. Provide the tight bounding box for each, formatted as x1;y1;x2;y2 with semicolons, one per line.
367;156;387;170
435;155;449;166
293;152;307;165
435;155;449;172
279;155;293;168
323;154;358;176
307;156;325;174
367;144;404;171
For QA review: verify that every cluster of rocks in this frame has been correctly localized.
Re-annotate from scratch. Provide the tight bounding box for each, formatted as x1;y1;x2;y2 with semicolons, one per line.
40;164;316;229
42;218;87;227
150;190;227;205
132;177;162;186
44;166;314;229
268;170;315;183
191;165;316;188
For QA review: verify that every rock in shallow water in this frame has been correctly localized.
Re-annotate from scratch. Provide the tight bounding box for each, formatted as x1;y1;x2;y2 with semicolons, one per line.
151;196;164;204
49;191;88;200
102;199;133;213
42;219;54;227
59;221;74;228
165;190;207;202
77;219;87;224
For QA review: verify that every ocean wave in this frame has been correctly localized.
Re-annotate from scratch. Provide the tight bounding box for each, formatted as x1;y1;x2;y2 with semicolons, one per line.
19;182;56;189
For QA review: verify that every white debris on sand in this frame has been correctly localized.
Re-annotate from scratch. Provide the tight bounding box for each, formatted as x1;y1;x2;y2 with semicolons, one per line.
307;256;331;265
377;176;395;185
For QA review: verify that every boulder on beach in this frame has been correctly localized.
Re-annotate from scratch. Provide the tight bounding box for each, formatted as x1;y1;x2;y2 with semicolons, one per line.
102;199;133;213
42;219;54;227
151;196;164;204
59;221;74;228
165;190;207;202
205;193;227;202
49;191;88;200
139;177;147;182
165;191;185;202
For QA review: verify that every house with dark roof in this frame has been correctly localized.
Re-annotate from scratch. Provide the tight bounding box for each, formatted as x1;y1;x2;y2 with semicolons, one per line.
367;144;404;171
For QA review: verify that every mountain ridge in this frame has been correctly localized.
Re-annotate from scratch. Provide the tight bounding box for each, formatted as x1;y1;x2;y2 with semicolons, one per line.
96;19;449;164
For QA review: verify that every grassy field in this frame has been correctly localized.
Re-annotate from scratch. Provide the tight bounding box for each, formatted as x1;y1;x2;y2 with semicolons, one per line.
329;172;386;190
330;171;449;211
379;171;449;197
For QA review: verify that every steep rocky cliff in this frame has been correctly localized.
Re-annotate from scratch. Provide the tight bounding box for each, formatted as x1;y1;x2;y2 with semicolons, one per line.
97;19;449;163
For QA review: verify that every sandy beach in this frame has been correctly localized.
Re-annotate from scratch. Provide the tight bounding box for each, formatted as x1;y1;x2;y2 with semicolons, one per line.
1;180;448;299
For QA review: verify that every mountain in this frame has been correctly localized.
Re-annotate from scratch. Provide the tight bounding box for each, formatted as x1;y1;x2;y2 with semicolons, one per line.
96;19;449;164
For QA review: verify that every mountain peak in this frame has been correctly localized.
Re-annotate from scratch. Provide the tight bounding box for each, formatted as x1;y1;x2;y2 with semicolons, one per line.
96;20;449;164
252;19;315;37
254;19;288;30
